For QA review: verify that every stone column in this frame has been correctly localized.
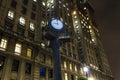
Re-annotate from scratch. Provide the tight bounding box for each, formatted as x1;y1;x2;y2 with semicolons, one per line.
2;57;12;80
18;60;25;80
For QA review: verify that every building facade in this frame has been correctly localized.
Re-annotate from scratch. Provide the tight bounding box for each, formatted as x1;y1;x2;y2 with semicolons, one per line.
0;0;113;80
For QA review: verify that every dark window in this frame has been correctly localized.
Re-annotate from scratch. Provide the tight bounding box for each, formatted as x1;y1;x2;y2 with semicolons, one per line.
42;13;45;18
11;59;19;72
32;3;36;11
40;54;45;63
48;69;53;78
31;12;36;20
0;0;3;6
73;54;77;59
5;20;13;31
25;63;31;74
28;32;34;41
17;26;25;36
21;6;27;14
11;0;17;8
40;66;46;77
71;75;74;80
0;56;5;71
23;0;28;5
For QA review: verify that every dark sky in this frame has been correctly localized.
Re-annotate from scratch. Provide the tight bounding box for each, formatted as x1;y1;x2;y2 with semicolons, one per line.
91;0;120;80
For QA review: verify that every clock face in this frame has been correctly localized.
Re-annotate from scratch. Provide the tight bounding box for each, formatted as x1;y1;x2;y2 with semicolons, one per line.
51;19;63;30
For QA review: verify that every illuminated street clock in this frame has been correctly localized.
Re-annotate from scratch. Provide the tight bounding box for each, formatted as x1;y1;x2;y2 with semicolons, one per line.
44;18;65;40
51;19;63;30
48;18;65;31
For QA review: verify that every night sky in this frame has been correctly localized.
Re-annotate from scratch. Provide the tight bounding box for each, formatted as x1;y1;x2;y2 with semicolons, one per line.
91;0;120;80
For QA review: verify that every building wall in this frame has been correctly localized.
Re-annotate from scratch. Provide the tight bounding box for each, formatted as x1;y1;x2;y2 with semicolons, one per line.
0;0;113;80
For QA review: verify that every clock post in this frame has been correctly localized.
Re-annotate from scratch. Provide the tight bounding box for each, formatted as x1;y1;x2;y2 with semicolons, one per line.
43;18;70;80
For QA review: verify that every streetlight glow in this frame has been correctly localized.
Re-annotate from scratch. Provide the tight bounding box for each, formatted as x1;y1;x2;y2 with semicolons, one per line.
83;66;89;73
88;77;94;80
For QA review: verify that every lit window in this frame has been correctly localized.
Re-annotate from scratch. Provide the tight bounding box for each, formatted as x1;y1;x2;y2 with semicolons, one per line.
92;39;94;42
59;1;61;4
73;11;76;15
66;3;68;6
74;16;77;18
84;7;87;10
30;22;35;31
51;5;54;8
67;8;69;11
75;65;77;72
70;63;72;70
8;10;14;20
67;13;70;16
41;43;45;48
33;0;37;2
15;43;22;55
41;21;46;27
75;20;78;24
19;17;26;26
64;73;68;80
0;38;7;50
75;76;78;80
51;0;54;3
63;4;66;7
42;2;45;6
27;48;32;58
64;61;67;69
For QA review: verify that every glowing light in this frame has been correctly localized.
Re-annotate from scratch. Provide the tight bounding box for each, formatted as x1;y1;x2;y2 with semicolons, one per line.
83;67;89;72
73;11;76;15
88;77;94;80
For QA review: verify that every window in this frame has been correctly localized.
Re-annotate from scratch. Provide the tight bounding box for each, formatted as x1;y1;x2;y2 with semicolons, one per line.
40;54;45;63
11;59;19;72
30;22;35;31
75;65;77;72
0;38;8;50
0;0;3;6
33;0;37;2
48;69;53;78
40;66;46;77
70;63;72;70
11;0;17;8
21;6;27;14
15;43;22;55
42;2;45;6
23;0;28;5
27;48;32;58
64;73;68;80
8;10;14;20
25;63;31;74
19;16;26;26
5;20;13;30
28;32;34;40
31;12;36;20
32;3;36;11
71;75;74;80
46;56;52;65
64;61;67;69
17;27;25;36
0;56;5;71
